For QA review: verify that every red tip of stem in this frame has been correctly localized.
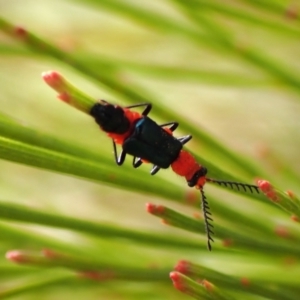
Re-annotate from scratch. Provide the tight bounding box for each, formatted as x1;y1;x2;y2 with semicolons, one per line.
291;215;299;222
185;190;198;205
146;203;165;214
256;179;272;193
286;190;295;199
42;71;65;93
256;179;279;202
15;26;27;38
146;203;155;213
222;239;233;247
169;271;186;291
174;260;191;274
275;225;290;238
6;250;25;263
193;212;202;219
285;4;299;20
161;219;170;225
42;70;61;84
240;277;251;287
202;279;214;291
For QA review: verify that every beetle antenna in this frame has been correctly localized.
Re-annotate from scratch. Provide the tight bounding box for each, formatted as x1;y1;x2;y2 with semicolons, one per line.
200;188;214;251
206;178;259;194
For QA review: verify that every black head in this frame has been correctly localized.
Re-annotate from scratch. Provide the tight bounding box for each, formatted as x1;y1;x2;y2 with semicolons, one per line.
187;167;207;187
90;101;130;134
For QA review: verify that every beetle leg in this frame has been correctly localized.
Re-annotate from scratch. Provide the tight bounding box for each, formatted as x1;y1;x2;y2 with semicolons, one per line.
133;157;143;168
178;135;192;145
159;121;179;132
150;165;160;175
125;103;152;116
112;140;127;165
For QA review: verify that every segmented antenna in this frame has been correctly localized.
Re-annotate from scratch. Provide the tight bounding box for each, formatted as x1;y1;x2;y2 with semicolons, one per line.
199;188;214;251
206;178;259;194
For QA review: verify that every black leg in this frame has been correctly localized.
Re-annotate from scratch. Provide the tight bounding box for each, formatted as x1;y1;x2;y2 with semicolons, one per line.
150;165;161;175
159;121;179;132
178;135;192;145
133;157;143;168
125;103;152;116
112;140;127;165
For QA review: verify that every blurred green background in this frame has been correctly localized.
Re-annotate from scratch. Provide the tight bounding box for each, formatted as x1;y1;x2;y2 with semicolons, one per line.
0;0;300;299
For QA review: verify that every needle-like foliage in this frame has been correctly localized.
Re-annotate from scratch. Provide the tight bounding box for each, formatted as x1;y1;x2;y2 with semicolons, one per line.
0;1;300;299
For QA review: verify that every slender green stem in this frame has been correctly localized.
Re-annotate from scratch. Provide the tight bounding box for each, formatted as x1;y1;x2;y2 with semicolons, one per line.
170;272;234;300
0;271;73;300
0;136;185;201
7;249;170;281
258;180;300;218
0;201;207;250
194;0;300;38
172;0;300;94
147;202;300;255
175;261;298;300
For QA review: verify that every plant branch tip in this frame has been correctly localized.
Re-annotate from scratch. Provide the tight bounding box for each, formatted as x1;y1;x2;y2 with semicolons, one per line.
146;203;165;214
222;239;234;247
256;179;279;202
169;272;186;291
285;4;299;20
240;277;251;287
174;260;190;274
42;71;65;93
15;26;27;38
286;190;296;199
6;250;26;263
291;214;299;222
201;280;214;291
256;179;272;193
275;225;290;239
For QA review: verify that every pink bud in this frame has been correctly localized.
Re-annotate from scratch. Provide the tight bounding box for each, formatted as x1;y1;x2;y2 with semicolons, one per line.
15;26;27;38
6;250;26;263
256;179;272;193
286;190;295;199
174;260;190;274
42;71;66;93
275;225;289;238
291;215;299;222
170;272;186;291
222;239;233;247
146;203;165;214
240;277;251;287
202;280;214;291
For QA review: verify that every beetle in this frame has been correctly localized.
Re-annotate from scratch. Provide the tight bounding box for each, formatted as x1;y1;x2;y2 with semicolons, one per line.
90;100;259;250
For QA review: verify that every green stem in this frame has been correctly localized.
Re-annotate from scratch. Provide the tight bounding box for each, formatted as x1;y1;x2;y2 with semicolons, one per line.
0;136;184;201
7;249;170;281
148;203;300;255
0;201;207;250
0;271;73;300
176;261;298;300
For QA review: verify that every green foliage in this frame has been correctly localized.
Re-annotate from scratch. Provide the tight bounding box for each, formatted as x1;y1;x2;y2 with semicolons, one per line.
0;0;300;299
